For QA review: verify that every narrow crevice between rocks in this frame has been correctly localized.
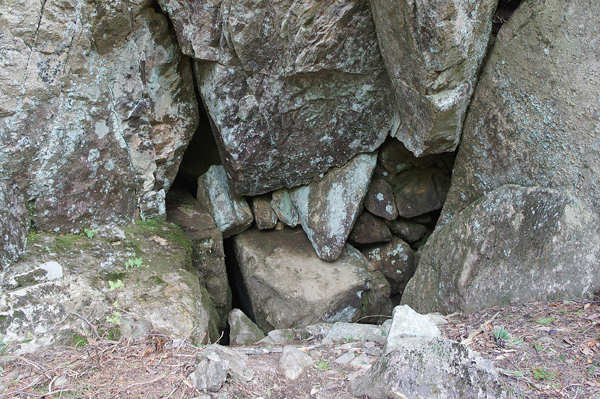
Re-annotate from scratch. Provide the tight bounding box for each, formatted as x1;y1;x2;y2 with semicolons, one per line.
223;237;255;324
492;0;523;35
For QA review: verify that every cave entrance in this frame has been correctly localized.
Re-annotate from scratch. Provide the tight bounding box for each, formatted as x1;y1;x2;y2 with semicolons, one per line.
493;0;524;35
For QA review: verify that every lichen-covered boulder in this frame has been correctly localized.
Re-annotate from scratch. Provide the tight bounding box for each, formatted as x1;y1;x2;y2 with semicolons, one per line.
0;181;29;269
441;0;600;225
402;185;600;314
364;177;398;221
290;153;377;261
252;195;278;230
362;237;416;295
233;227;391;332
0;0;198;233
0;220;222;354
391;167;452;218
159;0;394;195
369;0;497;156
348;212;392;245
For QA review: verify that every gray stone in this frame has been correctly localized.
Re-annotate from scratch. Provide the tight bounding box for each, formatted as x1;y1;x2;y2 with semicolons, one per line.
0;220;221;354
233;227;389;332
202;344;254;383
197;165;254;239
384;305;441;354
362;238;416;295
370;0;497;156
166;189;230;328
363;178;398;221
403;185;600;315
386;218;428;243
391;167;451;218
441;0;600;225
352;337;506;399
279;346;314;380
159;0;393;195
326;322;389;344
228;308;266;346
0;181;29;269
290;153;377;261
189;356;229;392
348;212;392;245
0;0;198;231
271;189;299;228
252;195;278;230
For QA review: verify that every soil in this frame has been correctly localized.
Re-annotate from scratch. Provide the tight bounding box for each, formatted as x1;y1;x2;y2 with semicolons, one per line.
1;299;599;399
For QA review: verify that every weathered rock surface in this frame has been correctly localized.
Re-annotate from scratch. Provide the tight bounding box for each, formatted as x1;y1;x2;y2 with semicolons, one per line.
228;308;266;345
279;346;314;380
0;181;29;269
384;305;441;354
386;218;428;243
290;153;377;261
197;165;254;238
190;344;254;391
363;177;398;220
362;238;416;295
0;220;222;354
403;185;600;314
370;0;497;156
252;195;278;230
271;189;299;228
391;167;452;218
158;0;394;195
166;190;230;328
441;0;600;225
348;212;392;245
0;0;198;232
326;322;390;345
352;337;505;399
233;227;390;332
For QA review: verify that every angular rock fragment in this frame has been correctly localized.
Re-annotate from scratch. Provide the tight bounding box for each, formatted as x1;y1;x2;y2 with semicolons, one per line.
364;177;398;220
197;165;253;238
370;0;497;156
385;218;428;243
291;153;377;261
279;346;313;380
348;212;392;245
233;227;389;332
403;185;600;314
228;308;266;345
271;189;299;228
362;238;416;295
384;305;440;354
391;167;451;218
252;195;278;230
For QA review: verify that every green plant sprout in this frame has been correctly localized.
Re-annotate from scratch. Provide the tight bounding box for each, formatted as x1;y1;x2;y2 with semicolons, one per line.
83;228;98;239
108;279;123;291
125;256;142;269
317;359;330;370
532;367;555;381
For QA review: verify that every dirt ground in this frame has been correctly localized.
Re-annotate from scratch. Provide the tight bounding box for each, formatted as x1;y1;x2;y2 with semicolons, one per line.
1;298;599;399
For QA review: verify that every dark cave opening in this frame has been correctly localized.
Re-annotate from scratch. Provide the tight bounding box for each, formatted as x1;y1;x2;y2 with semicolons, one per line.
493;0;524;35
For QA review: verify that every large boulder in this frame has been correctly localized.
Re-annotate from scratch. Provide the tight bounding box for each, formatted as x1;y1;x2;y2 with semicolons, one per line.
402;185;600;314
369;0;497;156
362;237;416;295
0;181;29;269
0;0;198;232
290;153;377;261
159;0;394;195
0;220;222;354
233;227;391;332
441;0;600;225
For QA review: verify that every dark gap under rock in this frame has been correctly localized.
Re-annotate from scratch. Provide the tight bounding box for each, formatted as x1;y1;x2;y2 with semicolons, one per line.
223;237;255;324
492;0;523;35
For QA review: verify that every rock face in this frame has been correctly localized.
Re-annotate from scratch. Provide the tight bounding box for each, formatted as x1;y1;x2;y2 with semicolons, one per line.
391;167;452;218
369;0;497;156
197;165;254;238
159;0;394;195
166;190;231;327
233;227;390;332
228;308;266;345
291;153;377;261
352;337;505;399
0;220;221;354
362;238;416;295
0;0;198;232
0;181;29;269
402;185;600;314
441;0;600;225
